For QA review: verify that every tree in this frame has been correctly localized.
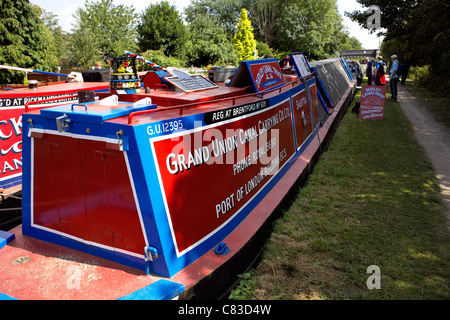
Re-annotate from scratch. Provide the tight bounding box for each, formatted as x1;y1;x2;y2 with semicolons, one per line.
256;41;278;58
246;0;279;47
40;9;71;68
138;1;189;58
233;9;257;61
0;0;58;84
338;35;363;51
68;29;102;69
72;0;138;65
272;0;344;60
187;14;238;66
346;0;450;91
185;0;250;40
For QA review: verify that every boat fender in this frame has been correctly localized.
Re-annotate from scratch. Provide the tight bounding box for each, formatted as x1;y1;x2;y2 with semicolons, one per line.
214;242;230;256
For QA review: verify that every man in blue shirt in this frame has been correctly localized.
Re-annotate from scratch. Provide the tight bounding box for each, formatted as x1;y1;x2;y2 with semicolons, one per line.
390;54;400;101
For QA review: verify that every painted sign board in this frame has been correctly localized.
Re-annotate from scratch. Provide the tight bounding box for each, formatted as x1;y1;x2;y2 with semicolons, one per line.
228;59;285;93
248;60;285;92
359;85;386;120
290;53;313;78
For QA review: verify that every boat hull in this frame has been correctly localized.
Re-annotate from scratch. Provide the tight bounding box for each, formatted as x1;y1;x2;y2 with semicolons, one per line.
21;75;321;277
0;57;355;299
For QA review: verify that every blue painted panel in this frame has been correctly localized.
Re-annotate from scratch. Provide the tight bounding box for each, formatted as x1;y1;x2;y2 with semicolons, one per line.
118;279;185;300
0;292;17;300
40;101;156;124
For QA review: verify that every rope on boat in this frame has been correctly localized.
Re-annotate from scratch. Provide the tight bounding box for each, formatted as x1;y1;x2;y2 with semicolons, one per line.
124;51;164;70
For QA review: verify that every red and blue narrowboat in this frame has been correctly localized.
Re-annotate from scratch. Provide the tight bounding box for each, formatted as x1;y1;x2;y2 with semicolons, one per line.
0;54;355;299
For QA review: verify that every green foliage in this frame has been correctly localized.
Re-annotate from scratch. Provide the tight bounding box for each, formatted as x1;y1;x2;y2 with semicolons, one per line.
138;1;189;59
185;0;248;40
72;0;138;66
68;29;102;69
3;0;369;75
230;84;450;300
40;10;71;68
247;0;279;47
233;8;257;61
347;0;450;93
256;41;278;58
408;65;432;85
338;35;363;51
0;0;58;84
229;272;256;300
187;14;238;66
273;0;345;60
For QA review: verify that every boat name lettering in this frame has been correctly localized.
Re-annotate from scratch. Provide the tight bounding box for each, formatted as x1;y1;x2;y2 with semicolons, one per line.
296;96;307;110
0;94;76;108
0;116;22;140
204;99;269;125
361;87;385;99
217;148;284;219
165;106;290;176
255;65;282;90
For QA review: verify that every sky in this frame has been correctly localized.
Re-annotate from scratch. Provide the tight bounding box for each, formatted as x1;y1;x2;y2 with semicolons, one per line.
29;0;384;50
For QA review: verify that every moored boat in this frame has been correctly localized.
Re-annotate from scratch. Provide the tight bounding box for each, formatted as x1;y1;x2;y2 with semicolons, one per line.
0;80;109;192
0;70;110;231
0;54;355;299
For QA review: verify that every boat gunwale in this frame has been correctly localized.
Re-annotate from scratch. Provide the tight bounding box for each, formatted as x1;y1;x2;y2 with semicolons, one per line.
126;75;312;125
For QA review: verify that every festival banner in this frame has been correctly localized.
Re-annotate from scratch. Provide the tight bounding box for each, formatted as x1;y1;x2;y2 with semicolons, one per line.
359;85;386;120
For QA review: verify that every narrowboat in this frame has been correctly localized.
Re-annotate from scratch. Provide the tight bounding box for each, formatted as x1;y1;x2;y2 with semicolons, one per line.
0;53;355;300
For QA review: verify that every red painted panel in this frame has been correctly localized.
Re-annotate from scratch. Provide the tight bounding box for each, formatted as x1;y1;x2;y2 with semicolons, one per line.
359;85;386;120
151;99;296;255
292;90;313;149
309;84;320;128
33;139;59;230
33;133;146;255
33;134;87;239
78;139;146;255
248;61;284;92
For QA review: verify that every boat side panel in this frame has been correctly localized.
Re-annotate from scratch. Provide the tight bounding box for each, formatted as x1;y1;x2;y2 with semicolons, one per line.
132;83;317;276
21;114;159;272
20;77;321;278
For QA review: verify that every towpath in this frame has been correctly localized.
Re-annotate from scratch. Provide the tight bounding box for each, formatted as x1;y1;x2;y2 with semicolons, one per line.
397;84;450;227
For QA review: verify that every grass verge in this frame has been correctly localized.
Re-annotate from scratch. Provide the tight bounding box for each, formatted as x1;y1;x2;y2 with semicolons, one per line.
229;85;450;300
403;80;450;129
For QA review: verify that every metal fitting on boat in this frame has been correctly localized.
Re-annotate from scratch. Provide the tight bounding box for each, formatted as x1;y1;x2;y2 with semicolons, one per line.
55;114;70;132
145;246;158;261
